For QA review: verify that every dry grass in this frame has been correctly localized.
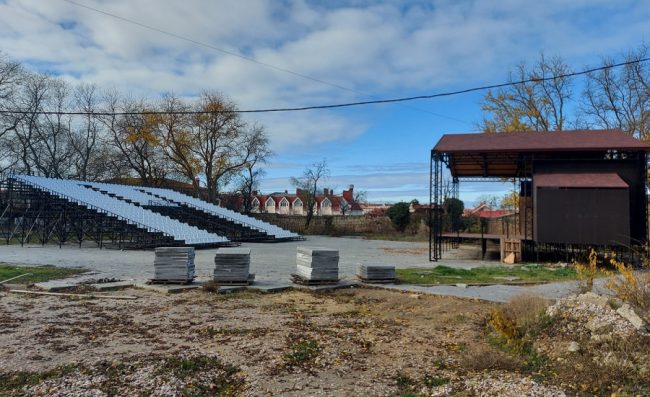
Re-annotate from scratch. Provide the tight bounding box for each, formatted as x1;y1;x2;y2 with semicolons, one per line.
483;290;650;396
546;332;650;396
459;344;518;371
380;247;428;255
488;295;552;345
201;280;220;293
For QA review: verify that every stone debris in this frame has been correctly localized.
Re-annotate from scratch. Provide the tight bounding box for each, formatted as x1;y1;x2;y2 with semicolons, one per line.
152;247;195;282
295;246;339;281
567;341;580;352
547;292;637;337
462;373;567;397
576;291;609;308
213;248;251;283
616;303;648;332
21;353;241;397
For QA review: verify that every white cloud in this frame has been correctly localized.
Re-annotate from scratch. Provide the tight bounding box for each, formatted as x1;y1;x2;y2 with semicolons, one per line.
0;0;648;199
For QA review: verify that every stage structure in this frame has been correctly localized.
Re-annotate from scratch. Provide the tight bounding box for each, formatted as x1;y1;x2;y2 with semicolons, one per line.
429;129;650;262
0;175;301;249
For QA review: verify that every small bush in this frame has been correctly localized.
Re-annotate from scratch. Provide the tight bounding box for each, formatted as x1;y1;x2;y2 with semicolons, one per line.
488;295;552;348
387;202;411;232
574;249;599;292
606;254;650;322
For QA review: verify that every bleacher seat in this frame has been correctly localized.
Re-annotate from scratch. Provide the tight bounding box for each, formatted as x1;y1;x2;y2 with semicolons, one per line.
14;175;227;245
139;186;301;240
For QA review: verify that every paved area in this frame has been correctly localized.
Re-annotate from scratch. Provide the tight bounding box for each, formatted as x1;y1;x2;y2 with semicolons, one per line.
379;278;612;303
0;236;592;302
0;236;433;282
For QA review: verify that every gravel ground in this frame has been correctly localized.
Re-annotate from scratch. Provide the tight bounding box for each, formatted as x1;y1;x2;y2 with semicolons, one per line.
0;286;570;396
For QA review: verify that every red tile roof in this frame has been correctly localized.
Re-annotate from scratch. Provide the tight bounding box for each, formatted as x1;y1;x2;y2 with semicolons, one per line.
434;129;650;153
534;173;629;188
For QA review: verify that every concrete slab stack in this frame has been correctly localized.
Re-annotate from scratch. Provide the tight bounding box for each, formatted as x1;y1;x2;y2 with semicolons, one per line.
295;246;339;282
152;247;195;282
357;264;396;283
214;248;252;284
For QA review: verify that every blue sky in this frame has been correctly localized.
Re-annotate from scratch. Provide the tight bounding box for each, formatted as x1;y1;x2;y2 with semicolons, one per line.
1;0;649;203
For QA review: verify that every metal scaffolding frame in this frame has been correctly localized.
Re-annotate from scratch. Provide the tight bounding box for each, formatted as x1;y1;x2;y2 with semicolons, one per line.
0;175;220;249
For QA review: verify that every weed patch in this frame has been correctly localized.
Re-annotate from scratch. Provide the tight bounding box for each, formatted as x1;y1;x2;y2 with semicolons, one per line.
397;264;579;285
394;372;450;396
202;280;220;293
283;332;320;369
0;264;85;284
0;364;80;396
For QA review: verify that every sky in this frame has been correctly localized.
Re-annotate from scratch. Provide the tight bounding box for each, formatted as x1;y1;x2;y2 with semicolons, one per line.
0;0;649;204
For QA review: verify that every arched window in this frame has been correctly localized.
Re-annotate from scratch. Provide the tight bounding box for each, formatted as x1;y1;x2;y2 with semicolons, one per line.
266;198;275;207
280;198;289;207
294;198;302;207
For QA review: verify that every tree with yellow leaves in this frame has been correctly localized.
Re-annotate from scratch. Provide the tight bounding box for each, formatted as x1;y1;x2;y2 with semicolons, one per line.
182;91;270;203
100;93;170;186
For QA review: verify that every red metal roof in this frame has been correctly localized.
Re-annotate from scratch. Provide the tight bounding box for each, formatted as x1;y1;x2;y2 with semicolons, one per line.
534;173;629;188
434;129;650;153
477;209;513;218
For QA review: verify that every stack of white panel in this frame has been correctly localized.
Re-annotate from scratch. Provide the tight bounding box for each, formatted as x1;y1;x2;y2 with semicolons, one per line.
153;247;195;281
213;248;251;283
357;264;396;281
295;246;339;281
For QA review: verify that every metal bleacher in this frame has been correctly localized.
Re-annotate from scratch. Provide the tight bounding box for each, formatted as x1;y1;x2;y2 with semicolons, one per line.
87;181;177;208
13;175;227;246
138;186;301;240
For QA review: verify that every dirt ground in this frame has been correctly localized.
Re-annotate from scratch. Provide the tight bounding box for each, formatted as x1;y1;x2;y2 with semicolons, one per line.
0;286;578;397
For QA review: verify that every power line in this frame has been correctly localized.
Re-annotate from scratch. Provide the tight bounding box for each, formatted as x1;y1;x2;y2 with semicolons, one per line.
0;56;647;116
60;0;467;124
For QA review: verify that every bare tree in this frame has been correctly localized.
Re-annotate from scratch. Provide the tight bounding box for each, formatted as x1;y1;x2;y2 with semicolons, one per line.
0;52;23;173
480;53;573;132
353;189;367;204
238;165;265;214
290;160;329;227
582;45;650;141
12;73;74;177
68;83;106;180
